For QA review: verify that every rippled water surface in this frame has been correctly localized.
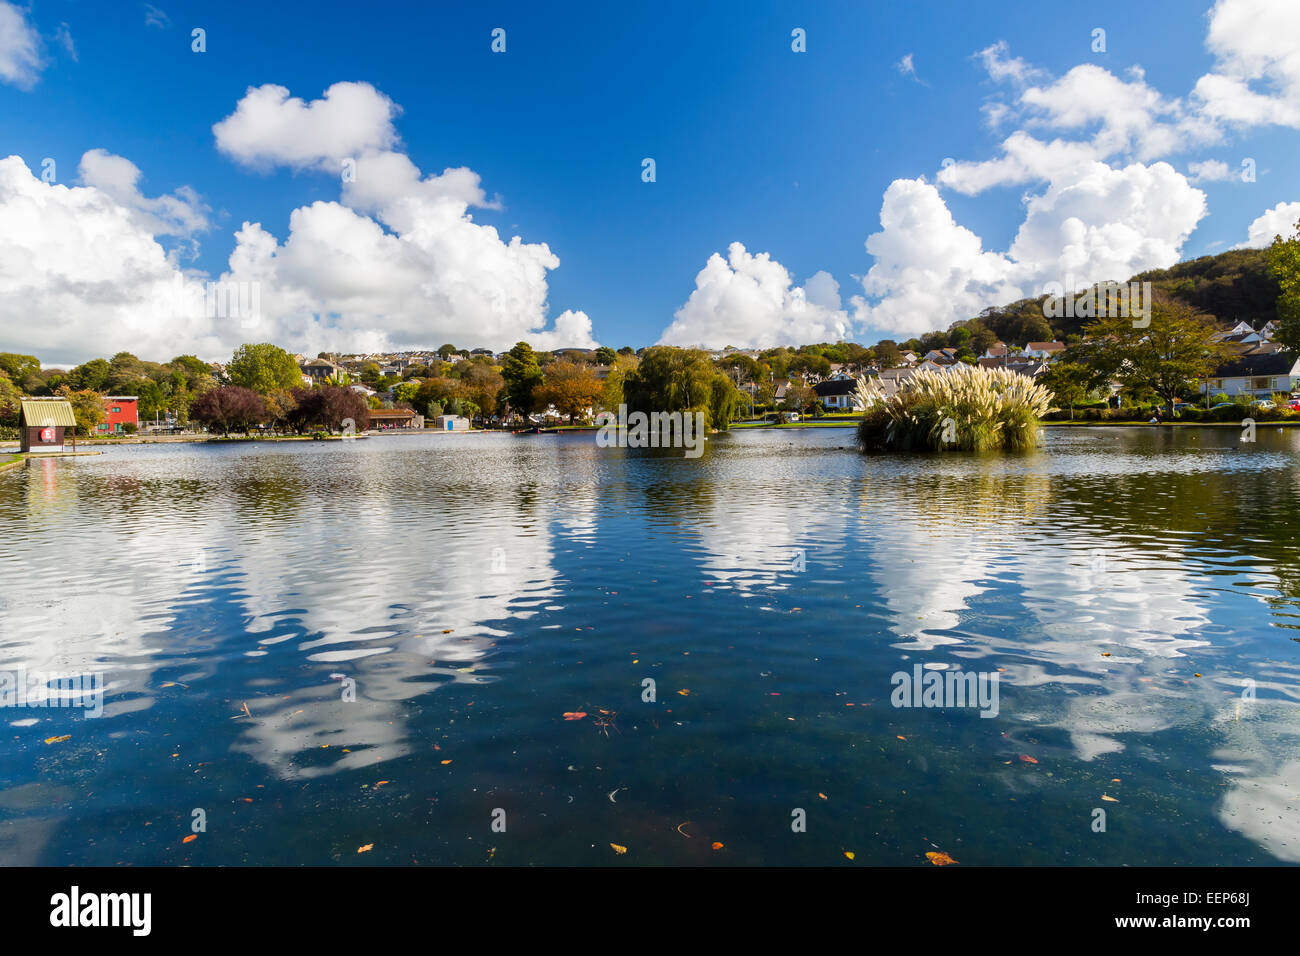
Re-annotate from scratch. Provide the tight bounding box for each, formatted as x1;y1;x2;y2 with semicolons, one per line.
2;427;1299;865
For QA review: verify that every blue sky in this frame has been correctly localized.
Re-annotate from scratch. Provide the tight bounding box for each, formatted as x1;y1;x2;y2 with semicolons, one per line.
1;0;1298;362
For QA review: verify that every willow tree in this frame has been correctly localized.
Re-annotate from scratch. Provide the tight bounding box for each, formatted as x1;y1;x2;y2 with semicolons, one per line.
622;346;741;430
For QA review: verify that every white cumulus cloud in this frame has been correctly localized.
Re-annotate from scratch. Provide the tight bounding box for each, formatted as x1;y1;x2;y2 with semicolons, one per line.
212;82;596;354
0;155;228;364
0;1;42;89
658;242;850;349
1238;201;1300;248
851;178;1022;339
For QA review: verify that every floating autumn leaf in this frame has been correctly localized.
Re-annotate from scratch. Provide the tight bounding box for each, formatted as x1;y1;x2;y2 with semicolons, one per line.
925;851;958;866
182;834;197;844
610;843;627;855
677;689;690;696
1101;794;1119;802
1018;755;1038;764
44;735;71;744
844;851;855;861
357;844;374;853
440;759;452;765
818;793;827;800
711;842;724;850
562;712;587;720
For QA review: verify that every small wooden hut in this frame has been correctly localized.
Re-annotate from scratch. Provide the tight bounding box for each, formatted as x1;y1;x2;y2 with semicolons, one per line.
18;399;77;454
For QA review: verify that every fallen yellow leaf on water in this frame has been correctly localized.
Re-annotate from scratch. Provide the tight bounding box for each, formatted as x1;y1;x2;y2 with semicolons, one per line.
711;842;724;850
925;851;958;866
357;844;373;853
440;759;452;765
677;689;690;696
610;843;627;855
1101;794;1119;802
44;735;70;744
818;793;827;800
182;834;197;844
562;712;587;720
844;851;855;861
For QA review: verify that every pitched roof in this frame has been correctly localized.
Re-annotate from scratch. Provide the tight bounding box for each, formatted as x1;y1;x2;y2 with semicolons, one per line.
19;399;77;428
1026;341;1065;351
1211;353;1298;377
813;378;858;397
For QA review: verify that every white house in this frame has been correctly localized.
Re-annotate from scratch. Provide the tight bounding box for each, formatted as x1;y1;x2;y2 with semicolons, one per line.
812;374;864;410
1021;341;1066;360
1200;352;1300;398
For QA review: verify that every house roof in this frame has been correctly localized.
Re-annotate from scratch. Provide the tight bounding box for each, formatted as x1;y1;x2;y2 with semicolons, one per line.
1211;353;1299;378
1026;341;1065;351
813;378;858;397
369;408;417;419
19;399;76;428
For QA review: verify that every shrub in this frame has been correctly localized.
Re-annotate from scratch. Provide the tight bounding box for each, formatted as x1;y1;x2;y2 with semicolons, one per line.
855;365;1051;453
1211;404;1251;422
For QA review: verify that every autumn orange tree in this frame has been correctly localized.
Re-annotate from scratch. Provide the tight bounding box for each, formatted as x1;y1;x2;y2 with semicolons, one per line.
534;361;604;422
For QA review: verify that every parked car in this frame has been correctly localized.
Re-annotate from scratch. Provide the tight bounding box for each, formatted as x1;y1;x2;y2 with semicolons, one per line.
1249;399;1277;410
1210;402;1238;409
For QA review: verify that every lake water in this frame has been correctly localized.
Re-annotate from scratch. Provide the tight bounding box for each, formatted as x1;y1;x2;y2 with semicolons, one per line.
2;426;1298;866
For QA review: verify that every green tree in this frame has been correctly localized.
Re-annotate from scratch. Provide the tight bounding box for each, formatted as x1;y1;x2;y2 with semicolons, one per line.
874;340;903;367
0;353;40;385
501;341;544;418
1038;361;1098;419
68;358;111;392
623;346;741;431
227;344;302;394
1267;219;1300;354
55;385;106;436
392;381;421;406
1073;297;1229;413
0;372;21;427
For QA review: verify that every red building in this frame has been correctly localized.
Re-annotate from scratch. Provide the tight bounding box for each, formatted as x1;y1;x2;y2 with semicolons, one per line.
98;396;139;435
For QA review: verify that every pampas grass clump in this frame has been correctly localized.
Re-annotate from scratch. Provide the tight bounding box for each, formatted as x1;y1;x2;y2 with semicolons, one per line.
855;364;1052;453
